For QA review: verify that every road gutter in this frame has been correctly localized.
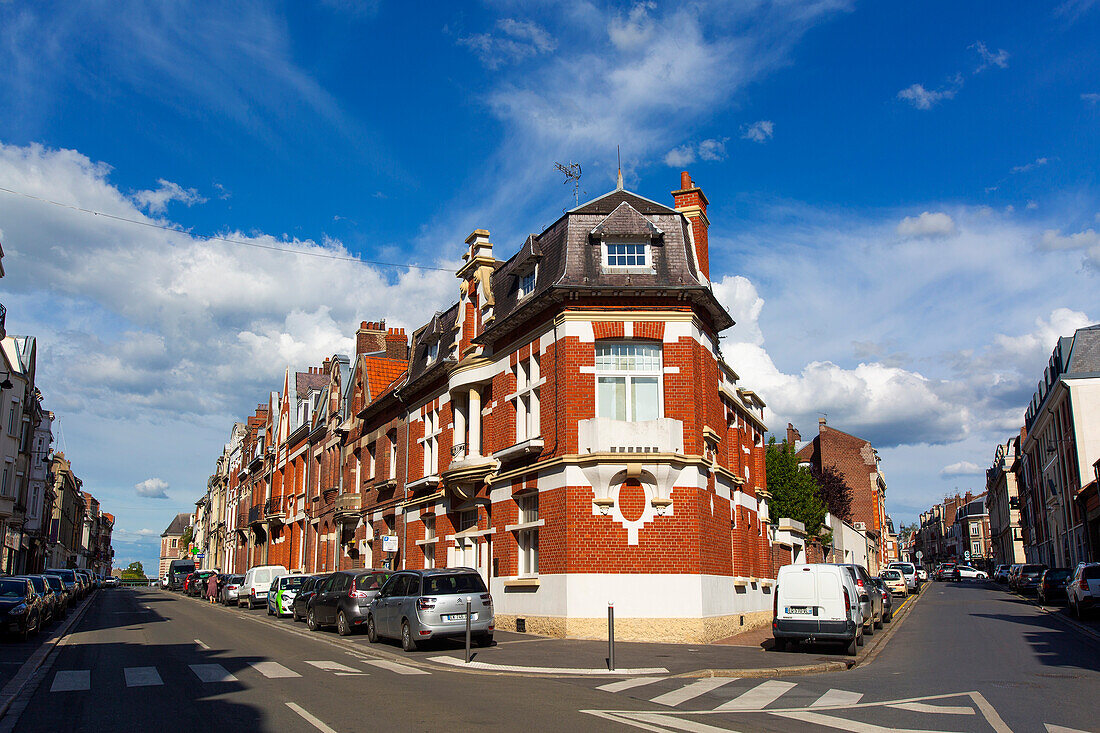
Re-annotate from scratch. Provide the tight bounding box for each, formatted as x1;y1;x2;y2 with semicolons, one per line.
0;590;98;723
1005;585;1100;644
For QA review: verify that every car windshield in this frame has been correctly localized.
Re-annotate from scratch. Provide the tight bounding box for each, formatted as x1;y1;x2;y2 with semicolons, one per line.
892;564;915;573
21;577;46;592
1022;565;1046;574
424;573;488;595
881;570;901;580
355;573;388;591
44;577;63;590
1045;570;1071;580
1083;566;1100;580
281;576;304;589
0;580;27;598
48;569;76;581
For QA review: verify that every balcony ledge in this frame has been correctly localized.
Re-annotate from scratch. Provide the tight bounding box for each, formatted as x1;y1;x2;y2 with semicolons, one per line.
492;438;544;463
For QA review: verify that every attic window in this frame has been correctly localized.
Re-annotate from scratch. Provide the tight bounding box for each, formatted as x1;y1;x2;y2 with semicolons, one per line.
518;267;537;299
427;341;439;362
602;241;651;271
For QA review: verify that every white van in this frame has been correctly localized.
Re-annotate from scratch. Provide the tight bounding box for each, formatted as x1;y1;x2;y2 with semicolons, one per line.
887;562;920;592
238;565;288;609
773;563;867;656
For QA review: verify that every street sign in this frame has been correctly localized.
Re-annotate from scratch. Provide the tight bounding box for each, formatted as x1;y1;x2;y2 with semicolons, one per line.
964;550;971;560
381;535;399;553
196;554;205;559
916;550;923;561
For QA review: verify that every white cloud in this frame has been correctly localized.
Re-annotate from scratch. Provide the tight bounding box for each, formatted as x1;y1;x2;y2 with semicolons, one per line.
1038;228;1100;269
740;120;774;143
1011;157;1049;174
458;18;557;69
663;137;728;167
897;211;957;238
970;41;1009;72
132;178;206;214
664;145;695;167
135;478;170;499
1083;93;1100;104
940;461;984;477
897;82;957;110
698;138;728;160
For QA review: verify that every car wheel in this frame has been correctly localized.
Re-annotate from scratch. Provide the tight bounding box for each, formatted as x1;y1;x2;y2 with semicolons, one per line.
366;615;378;643
865;620;875;636
773;638;787;652
337;611;352;637
856;629;865;647
1072;599;1081;618
267;603;274;616
884;612;893;623
845;636;858;656
475;633;493;647
874;616;883;630
292;607;300;622
307;608;318;631
401;620;418;652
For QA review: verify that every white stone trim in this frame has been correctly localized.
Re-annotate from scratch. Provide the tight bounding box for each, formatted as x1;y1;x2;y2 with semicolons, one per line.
505;518;545;533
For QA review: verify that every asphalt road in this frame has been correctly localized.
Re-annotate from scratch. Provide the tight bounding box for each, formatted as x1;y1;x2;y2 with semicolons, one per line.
2;580;1097;732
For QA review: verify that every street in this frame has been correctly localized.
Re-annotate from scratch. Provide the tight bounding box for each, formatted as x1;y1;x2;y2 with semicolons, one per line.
0;581;1096;732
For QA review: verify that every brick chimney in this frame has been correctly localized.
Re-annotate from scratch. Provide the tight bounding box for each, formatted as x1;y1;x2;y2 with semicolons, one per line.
786;423;801;446
322;357;331;373
385;327;409;360
356;320;387;355
671;170;711;280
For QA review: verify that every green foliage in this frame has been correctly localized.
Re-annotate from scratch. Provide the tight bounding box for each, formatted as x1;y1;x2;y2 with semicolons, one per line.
766;437;826;536
180;525;193;548
120;561;145;580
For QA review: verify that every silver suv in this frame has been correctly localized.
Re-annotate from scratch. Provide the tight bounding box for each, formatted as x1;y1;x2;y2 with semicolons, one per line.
366;568;494;652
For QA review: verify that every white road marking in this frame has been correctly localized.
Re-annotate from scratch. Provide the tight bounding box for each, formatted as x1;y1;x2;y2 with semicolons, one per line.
334;672;369;676
605;711;738;732
714;680;796;710
596;677;666;693
305;660;361;673
50;671;90;692
123;667;163;687
649;678;739;707
1046;725;1092;733
810;689;864;707
428;656;668;675
362;659;429;676
773;710;965;733
286;702;338;733
193;639;210;649
249;661;301;678
189;664;237;682
890;701;974;715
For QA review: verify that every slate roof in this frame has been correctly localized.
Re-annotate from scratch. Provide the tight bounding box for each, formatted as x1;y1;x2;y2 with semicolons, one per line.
1066;324;1100;374
295;371;327;396
571;188;677;216
161;512;192;537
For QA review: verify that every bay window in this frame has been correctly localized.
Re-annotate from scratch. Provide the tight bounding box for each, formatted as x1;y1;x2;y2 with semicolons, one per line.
595;342;662;422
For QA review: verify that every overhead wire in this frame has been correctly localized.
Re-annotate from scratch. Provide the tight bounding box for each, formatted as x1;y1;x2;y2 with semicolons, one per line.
0;184;454;272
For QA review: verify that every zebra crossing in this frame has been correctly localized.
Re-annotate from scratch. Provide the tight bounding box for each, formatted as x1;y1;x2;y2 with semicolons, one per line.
47;656;426;692
595;675;864;712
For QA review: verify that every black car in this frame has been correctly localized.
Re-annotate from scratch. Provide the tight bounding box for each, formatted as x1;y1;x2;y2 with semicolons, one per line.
307;569;390;636
0;577;44;640
869;576;894;623
1016;564;1048;595
42;575;70;611
291;575;325;622
1037;568;1072;604
45;569;80;601
14;576;60;626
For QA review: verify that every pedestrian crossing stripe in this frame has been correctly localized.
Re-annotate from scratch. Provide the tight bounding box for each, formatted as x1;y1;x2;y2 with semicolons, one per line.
190;664;237;683
50;671;90;692
124;667;163;687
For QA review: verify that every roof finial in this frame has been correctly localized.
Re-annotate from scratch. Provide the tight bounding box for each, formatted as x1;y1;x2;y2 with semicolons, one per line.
616;145;623;190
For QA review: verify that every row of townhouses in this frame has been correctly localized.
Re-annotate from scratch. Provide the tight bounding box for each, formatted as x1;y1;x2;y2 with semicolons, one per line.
983;325;1100;569
912;491;991;569
171;172;897;641
0;244;116;577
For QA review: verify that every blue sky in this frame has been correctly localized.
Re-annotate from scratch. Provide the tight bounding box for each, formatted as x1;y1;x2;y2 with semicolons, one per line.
0;0;1097;573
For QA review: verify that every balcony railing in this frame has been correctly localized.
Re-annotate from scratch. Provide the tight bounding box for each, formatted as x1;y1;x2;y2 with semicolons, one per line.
334;493;362;523
247;505;263;526
264;497;286;524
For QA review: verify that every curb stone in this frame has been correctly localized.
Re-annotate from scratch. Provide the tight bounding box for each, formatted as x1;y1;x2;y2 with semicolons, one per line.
1006;585;1100;644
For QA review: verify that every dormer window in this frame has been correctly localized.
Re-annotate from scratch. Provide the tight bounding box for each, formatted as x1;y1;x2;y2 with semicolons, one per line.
602;241;651;270
427;341;439;362
518;267;537;299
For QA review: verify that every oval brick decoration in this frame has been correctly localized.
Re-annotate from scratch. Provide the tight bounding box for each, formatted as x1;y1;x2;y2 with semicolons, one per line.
617;479;646;522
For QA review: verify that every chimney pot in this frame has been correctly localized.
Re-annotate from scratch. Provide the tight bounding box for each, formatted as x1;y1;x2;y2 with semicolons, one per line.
680;171;691;189
819;416;827;427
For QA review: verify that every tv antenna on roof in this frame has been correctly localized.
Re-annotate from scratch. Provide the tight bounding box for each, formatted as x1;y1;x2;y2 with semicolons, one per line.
555;161;583;207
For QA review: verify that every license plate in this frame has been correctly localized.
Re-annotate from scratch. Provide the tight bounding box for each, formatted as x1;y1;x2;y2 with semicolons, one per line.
444;613;467;622
785;607;812;615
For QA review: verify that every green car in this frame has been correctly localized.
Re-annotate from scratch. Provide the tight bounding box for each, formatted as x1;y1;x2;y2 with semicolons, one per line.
267;575;306;617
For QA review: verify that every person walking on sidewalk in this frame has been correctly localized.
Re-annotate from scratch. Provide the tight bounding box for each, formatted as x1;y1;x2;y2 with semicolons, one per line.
207;573;218;604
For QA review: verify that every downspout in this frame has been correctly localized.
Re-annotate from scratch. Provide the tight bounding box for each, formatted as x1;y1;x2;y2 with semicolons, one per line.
395;384;410;571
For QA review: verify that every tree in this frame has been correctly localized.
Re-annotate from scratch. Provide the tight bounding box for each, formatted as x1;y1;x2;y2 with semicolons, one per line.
812;465;854;522
180;525;193;549
121;561;146;580
766;438;826;536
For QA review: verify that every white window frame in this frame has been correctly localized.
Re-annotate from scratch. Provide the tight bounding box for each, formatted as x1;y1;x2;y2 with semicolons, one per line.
601;240;652;271
421;406;441;476
516;494;539;577
518;266;537;299
427;341;439;362
594;341;663;422
512;351;542;443
367;442;376;480
423;515;436;569
388;433;398;480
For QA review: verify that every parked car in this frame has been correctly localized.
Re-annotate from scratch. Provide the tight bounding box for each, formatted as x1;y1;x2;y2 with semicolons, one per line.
915;567;928;582
936;563;959;582
292;575;325;622
1067;563;1100;619
188;570;217;598
956;565;988;579
1037;568;1072;605
1014;564;1048;595
219;575;244;606
887;562;920;592
0;577;44;640
1007;564;1024;590
14;576;60;626
308;569;390;635
45;568;80;600
772;563;866;656
268;574;307;617
239;565;288;609
993;565;1010;583
103;577;120;588
167;559;196;591
880;569;908;597
869;576;894;623
42;575;70;611
840;564;883;633
367;568;493;651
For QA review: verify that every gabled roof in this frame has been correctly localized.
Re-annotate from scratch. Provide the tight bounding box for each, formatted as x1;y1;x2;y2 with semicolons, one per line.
161;512;191;537
571;188;677;216
295;371;327;396
362;356;408;402
590;201;664;239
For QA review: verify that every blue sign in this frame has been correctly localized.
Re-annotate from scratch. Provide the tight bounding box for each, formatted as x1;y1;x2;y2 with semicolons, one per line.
196;554;205;559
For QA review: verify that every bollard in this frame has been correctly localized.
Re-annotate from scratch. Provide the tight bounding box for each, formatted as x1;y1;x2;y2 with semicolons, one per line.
608;601;615;671
465;596;472;664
